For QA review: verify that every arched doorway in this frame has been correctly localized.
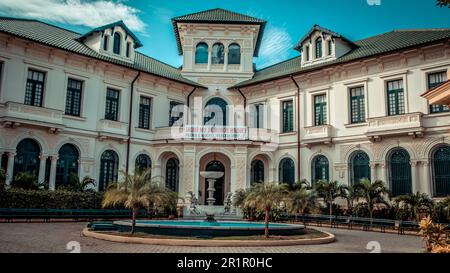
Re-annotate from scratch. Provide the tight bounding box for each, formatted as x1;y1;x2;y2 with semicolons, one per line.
250;160;265;185
312;155;329;184
99;150;119;191
13;138;41;178
165;158;179;192
388;148;412;197
56;144;79;188
135;154;151;175
205;160;225;205
349;151;371;185
432;145;450;197
279;158;295;186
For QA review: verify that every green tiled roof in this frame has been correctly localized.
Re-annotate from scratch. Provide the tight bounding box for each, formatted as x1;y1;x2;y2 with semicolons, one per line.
172;8;266;56
0;17;203;88
233;28;450;88
78;20;143;48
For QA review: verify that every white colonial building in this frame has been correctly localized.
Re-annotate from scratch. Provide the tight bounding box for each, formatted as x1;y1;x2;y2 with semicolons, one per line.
0;9;449;206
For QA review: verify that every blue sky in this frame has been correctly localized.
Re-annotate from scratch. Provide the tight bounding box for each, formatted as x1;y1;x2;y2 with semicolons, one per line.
0;0;449;69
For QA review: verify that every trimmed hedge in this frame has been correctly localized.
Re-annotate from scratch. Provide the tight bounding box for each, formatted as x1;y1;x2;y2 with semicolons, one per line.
0;188;103;209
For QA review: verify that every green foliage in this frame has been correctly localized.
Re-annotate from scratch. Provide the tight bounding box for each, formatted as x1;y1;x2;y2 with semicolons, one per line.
315;180;347;222
395;192;434;221
57;174;96;192
0;188;103;209
353;179;390;219
432;197;450;223
286;187;317;219
11;172;43;190
0;168;5;191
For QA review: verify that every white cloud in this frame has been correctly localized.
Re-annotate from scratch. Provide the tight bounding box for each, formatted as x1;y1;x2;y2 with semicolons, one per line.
257;25;293;68
0;0;147;33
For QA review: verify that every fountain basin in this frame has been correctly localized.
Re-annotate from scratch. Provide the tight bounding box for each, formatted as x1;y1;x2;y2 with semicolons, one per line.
113;220;306;237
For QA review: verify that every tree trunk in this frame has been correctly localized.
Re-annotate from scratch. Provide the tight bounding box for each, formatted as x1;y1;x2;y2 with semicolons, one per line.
264;208;270;239
329;202;333;225
131;207;138;234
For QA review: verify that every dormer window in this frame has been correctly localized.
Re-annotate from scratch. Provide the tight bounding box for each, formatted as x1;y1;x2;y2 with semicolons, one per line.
212;43;225;64
305;46;310;61
103;35;109;51
126;42;131;58
228;43;241;65
113;32;121;55
315;37;322;59
327;40;333;55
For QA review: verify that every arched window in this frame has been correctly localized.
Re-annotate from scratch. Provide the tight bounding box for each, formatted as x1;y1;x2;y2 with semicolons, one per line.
103;35;109;51
113;32;121;55
432;145;450;197
388;149;411;197
312;155;329;184
56;144;79;188
165;158;179;192
204;98;228;126
228;43;241;65
251;160;265;185
315;37;322;58
195;43;208;64
99;150;119;191
212;43;225;64
13;138;41;178
135;154;151;175
350;152;370;185
279;158;295;186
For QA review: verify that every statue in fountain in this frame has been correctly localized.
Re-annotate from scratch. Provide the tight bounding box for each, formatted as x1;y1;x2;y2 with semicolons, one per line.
223;192;233;214
187;191;200;215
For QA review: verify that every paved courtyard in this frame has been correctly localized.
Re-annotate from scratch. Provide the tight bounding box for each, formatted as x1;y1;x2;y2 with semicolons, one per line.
0;222;423;253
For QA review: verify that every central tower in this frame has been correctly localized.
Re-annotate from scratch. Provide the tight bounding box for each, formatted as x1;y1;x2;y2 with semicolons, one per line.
172;8;266;86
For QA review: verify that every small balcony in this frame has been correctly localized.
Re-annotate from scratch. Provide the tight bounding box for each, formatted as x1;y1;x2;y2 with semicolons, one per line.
248;128;278;143
0;101;64;133
97;119;128;141
365;112;424;141
302;125;333;147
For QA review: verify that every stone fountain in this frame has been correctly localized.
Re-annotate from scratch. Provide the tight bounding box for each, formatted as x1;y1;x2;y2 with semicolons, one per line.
200;171;224;206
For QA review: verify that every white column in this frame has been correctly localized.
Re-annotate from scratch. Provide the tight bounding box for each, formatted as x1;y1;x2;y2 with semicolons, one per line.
5;153;15;188
421;161;432;196
379;163;387;186
224;48;228;72
38;155;47;186
370;163;377;182
411;160;420;194
207;48;212;71
48;156;58;191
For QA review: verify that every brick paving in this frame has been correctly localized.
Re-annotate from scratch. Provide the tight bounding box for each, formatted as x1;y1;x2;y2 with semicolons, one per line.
0;222;423;253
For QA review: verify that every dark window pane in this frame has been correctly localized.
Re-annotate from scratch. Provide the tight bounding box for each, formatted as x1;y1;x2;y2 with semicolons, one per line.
113;33;121;55
105;88;119;121
387;79;405;116
169;101;184;127
24;69;45;107
428;71;449;114
312;155;329;184
138;96;151;129
282;100;294;133
65;78;82;116
314;95;327;126
279;158;295;186
315;38;322;58
228;44;241;65
195;43;208;64
350;86;365;124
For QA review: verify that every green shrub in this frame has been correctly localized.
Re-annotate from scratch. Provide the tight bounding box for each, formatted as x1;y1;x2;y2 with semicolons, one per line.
0;188;103;209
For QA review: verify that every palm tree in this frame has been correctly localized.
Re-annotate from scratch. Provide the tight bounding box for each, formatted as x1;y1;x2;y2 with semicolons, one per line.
65;173;96;192
395;192;434;222
286;188;317;222
102;170;173;234
354;179;390;222
341;185;359;216
315;180;347;224
244;183;289;238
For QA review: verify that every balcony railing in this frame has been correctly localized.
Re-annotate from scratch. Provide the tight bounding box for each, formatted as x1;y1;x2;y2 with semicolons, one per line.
365;112;424;141
0;102;64;132
97;119;128;137
302;125;333;147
